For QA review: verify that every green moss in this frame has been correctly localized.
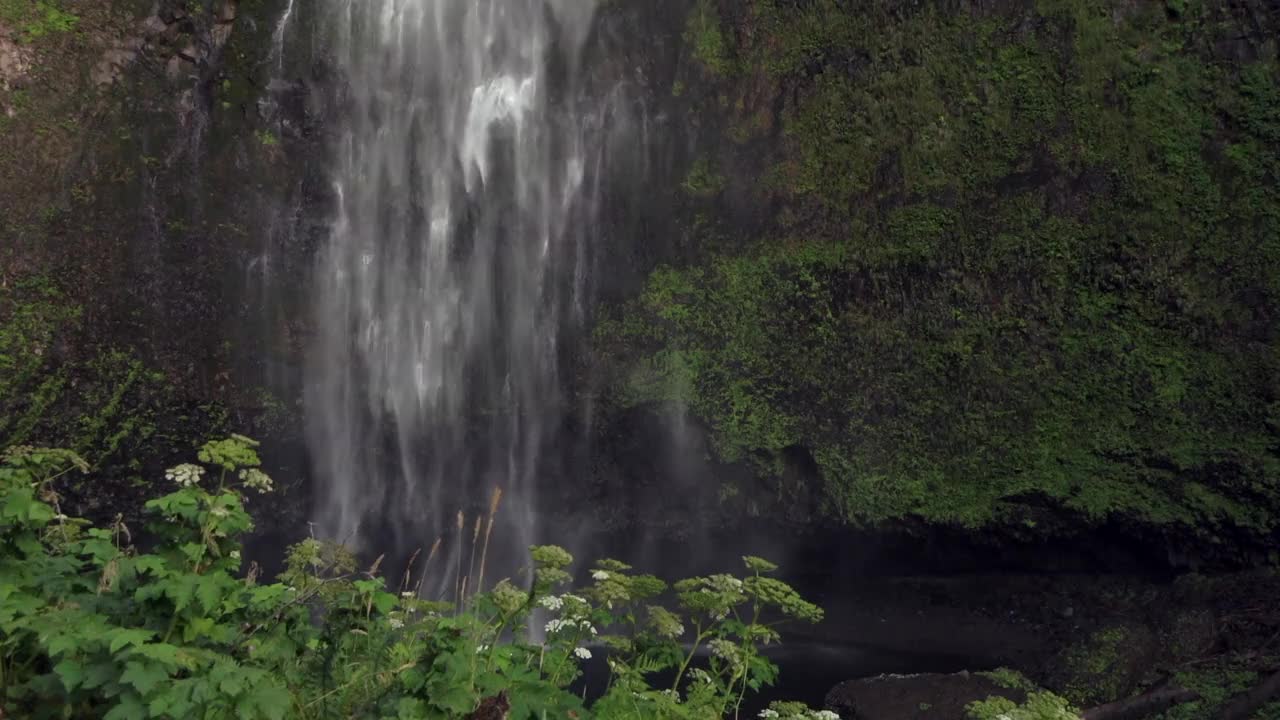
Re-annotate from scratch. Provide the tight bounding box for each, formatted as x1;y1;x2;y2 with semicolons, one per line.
978;668;1039;693
685;0;734;77
1155;657;1280;720
0;0;78;40
1057;626;1144;706
599;0;1280;538
681;156;725;198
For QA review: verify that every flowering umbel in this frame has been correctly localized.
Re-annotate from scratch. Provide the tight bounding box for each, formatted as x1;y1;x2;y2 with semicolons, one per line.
238;468;274;494
165;463;204;488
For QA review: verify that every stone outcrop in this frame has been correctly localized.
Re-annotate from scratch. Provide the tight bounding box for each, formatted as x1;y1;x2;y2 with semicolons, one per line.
825;672;1026;720
0;25;32;116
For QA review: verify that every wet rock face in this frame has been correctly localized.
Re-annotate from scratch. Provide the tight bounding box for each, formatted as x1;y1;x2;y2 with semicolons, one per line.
825;673;1026;720
0;27;30;87
1;0;322;530
90;0;237;89
0;26;31;117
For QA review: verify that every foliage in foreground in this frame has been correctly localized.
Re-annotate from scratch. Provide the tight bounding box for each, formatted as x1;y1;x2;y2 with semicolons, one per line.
0;436;831;719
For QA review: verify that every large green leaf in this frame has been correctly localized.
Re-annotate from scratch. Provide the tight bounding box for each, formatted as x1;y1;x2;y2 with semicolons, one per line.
120;660;168;696
107;627;157;654
52;659;84;691
237;678;291;720
103;691;148;720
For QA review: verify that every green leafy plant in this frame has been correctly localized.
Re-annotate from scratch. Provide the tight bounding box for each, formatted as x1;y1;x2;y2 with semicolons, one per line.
1;435;828;719
967;691;1080;720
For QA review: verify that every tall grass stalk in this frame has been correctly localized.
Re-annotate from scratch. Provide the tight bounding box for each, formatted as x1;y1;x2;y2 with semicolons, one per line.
466;514;481;602
415;536;442;597
476;487;503;596
453;510;464;610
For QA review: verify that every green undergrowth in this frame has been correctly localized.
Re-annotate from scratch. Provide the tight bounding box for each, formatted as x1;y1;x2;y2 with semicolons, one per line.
0;436;833;719
1156;658;1280;720
967;692;1078;720
979;668;1039;693
1055;625;1149;707
600;0;1280;541
0;0;78;41
684;0;734;78
0;277;228;511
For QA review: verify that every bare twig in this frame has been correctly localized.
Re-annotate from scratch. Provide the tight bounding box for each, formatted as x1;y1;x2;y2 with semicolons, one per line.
416;537;442;599
454;511;464;610
476;488;503;597
466;515;481;603
1214;669;1280;720
400;547;422;594
1081;681;1200;720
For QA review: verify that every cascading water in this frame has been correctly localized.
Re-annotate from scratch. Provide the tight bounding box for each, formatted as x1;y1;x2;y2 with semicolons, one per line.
306;0;607;594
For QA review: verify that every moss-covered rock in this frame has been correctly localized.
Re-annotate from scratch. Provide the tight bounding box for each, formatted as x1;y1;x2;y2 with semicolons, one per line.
595;0;1280;556
1048;623;1160;707
826;672;1030;720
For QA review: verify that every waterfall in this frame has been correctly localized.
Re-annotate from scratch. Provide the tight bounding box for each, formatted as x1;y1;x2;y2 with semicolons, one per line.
306;0;605;593
269;0;294;72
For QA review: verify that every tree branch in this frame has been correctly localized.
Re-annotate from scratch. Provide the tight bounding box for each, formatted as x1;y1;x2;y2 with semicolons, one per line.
1214;669;1280;720
1080;681;1200;720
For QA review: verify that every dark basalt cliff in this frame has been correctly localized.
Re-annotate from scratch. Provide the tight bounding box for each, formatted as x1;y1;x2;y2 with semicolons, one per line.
587;0;1280;569
2;0;1279;571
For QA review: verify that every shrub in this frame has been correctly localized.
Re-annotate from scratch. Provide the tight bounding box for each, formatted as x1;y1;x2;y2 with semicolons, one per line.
1;436;826;719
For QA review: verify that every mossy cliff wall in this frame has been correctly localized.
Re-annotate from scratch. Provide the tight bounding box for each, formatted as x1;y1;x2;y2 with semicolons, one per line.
0;0;321;524
590;0;1280;562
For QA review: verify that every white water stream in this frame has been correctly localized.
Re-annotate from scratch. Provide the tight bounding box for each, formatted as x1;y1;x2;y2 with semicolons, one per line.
306;0;606;592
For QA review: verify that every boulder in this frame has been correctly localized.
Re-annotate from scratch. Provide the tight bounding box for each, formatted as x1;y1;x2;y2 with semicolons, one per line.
826;672;1027;720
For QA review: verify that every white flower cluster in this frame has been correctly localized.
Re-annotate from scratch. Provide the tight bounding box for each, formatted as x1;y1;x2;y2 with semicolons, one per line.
690;668;713;684
592;570;610;581
761;709;838;720
708;638;741;668
238;468;274;494
388;616;404;630
539;595;564;611
573;647;592;660
165;463;204;488
2;445;35;461
545;618;597;636
708;575;744;592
